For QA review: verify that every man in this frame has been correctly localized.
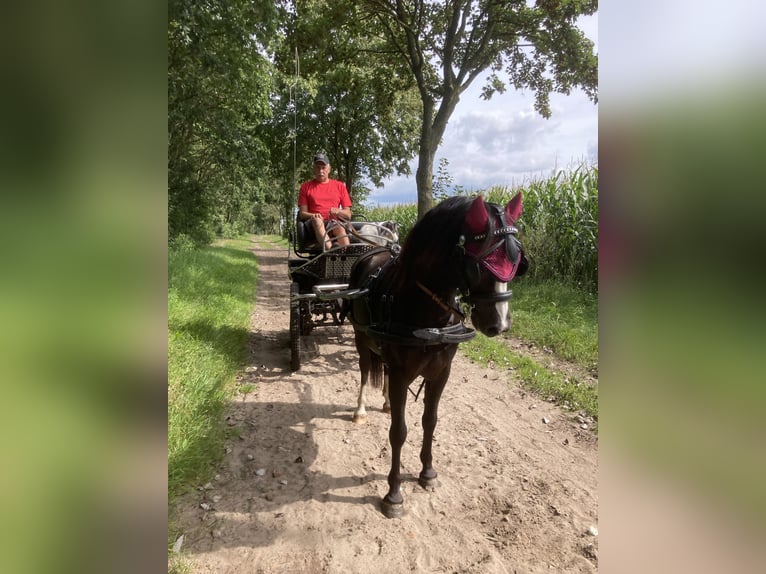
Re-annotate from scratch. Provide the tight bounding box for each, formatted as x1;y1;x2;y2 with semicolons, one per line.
298;152;352;250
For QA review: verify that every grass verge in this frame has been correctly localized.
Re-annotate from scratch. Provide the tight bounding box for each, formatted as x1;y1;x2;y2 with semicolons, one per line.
507;279;598;371
462;335;597;423
168;237;258;500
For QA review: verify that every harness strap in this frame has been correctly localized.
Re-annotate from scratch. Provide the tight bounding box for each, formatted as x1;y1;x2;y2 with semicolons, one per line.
409;379;426;401
471;225;518;241
464;289;514;304
415;280;465;320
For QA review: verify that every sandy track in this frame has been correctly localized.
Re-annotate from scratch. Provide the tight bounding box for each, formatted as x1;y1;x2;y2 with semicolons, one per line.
173;239;598;573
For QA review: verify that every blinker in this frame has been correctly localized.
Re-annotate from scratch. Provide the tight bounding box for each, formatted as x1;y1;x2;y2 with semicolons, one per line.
461;194;525;283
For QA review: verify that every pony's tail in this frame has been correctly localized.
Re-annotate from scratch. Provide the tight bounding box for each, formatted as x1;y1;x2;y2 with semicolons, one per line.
369;354;384;389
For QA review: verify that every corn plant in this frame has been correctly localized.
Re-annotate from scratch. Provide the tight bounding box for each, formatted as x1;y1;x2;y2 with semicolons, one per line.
365;203;418;242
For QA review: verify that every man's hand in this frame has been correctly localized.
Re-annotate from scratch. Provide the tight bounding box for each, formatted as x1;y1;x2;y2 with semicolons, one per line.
329;207;349;220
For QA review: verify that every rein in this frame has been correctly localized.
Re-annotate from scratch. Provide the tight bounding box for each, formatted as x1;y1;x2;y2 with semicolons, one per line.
415;280;465;320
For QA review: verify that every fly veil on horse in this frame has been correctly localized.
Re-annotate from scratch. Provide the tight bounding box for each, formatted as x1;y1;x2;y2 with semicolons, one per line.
344;193;528;518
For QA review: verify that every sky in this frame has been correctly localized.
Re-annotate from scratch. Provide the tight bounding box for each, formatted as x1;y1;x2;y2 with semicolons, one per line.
366;13;599;205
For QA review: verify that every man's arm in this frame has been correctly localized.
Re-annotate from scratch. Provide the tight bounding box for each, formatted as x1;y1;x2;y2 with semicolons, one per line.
298;204;314;221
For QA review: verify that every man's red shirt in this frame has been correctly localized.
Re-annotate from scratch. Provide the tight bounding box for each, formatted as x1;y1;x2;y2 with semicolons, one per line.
299;179;352;219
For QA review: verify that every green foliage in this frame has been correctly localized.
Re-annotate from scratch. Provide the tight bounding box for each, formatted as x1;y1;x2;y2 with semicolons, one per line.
169;233;198;252
364;203;418;242
432;157;466;201
168;0;280;243
522;164;598;291
268;0;422;210
363;164;598;292
168;239;258;498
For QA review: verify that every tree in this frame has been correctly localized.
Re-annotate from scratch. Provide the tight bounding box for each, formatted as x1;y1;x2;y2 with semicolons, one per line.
269;0;422;209
168;0;280;242
361;0;598;219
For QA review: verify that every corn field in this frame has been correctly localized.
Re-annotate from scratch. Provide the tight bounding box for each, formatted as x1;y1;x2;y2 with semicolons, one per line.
363;163;598;292
484;164;598;292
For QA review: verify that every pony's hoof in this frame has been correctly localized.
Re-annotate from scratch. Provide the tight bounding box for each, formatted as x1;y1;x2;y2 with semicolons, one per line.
352;414;367;424
418;475;439;490
381;498;403;519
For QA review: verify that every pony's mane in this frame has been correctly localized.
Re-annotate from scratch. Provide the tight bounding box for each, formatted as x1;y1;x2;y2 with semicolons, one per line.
396;196;473;282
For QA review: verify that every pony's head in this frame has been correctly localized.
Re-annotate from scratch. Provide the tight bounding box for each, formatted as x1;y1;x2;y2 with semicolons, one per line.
459;193;528;336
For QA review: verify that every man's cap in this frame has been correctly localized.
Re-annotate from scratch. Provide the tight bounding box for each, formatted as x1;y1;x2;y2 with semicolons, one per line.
313;152;330;165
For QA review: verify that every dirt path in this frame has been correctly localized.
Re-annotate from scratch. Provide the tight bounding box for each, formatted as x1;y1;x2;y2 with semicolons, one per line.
173;237;598;573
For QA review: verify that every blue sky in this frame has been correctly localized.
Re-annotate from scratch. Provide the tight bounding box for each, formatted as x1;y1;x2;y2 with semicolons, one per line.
367;13;598;205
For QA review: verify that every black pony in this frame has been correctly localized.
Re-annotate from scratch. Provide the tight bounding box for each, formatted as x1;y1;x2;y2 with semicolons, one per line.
345;193;527;518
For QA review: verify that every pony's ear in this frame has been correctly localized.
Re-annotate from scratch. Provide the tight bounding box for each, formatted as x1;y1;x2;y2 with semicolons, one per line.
505;192;522;222
466;195;489;233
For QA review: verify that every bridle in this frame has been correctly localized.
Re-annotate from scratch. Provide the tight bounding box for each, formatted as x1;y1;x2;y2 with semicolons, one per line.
457;203;523;305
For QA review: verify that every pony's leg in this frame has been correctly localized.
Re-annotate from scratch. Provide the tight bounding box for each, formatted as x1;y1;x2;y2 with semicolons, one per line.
381;366;391;414
381;374;407;518
418;369;450;489
352;348;371;424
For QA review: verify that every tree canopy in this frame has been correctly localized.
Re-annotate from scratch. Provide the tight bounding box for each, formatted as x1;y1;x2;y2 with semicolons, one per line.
168;0;282;242
167;0;598;241
270;0;422;207
359;0;598;218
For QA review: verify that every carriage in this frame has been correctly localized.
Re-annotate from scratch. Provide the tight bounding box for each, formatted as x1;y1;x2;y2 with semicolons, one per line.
287;214;399;371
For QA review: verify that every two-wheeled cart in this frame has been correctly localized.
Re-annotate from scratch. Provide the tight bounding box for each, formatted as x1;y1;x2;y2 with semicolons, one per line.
287;216;399;371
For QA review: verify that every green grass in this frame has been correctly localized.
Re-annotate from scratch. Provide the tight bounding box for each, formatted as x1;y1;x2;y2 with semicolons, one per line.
462;279;598;425
168;237;259;499
508;279;598;371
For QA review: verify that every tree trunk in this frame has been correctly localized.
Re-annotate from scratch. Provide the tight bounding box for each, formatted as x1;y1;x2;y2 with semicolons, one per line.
343;150;354;203
415;91;459;220
415;141;434;220
415;97;436;220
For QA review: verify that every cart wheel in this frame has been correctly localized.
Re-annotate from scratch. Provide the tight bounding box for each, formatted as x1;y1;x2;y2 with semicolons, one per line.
289;282;301;371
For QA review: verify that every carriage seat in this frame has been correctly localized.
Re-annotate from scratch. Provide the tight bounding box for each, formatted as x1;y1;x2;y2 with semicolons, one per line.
295;215;322;253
